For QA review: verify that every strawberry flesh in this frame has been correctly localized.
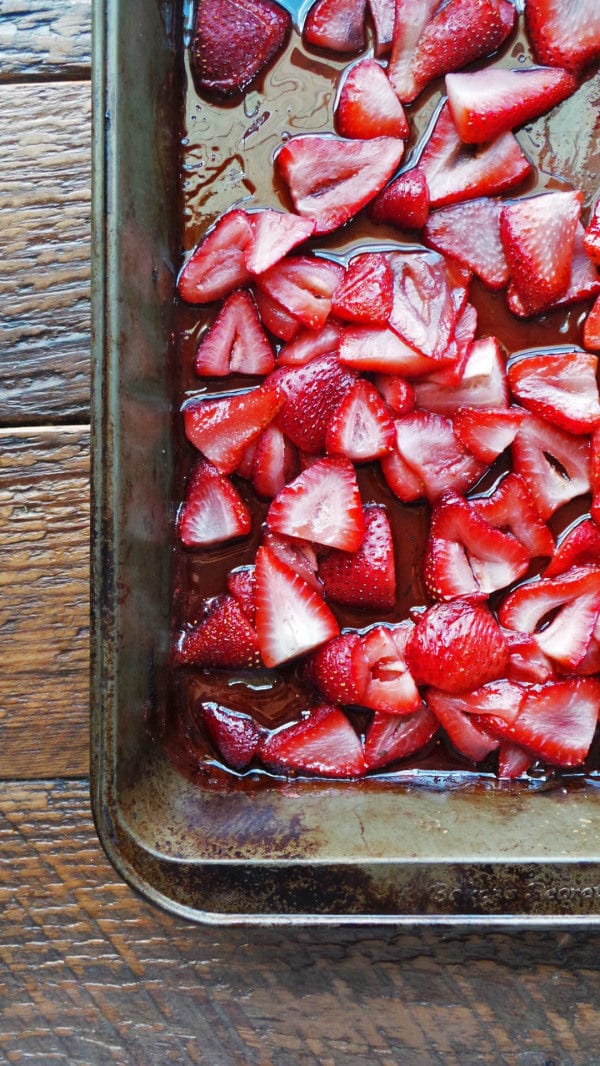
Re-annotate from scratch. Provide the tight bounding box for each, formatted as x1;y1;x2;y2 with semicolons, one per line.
198;701;263;771
259;704;366;777
407;600;509;694
319;504;397;610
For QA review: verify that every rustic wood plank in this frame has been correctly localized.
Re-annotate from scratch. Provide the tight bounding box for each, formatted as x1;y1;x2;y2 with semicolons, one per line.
2;779;600;1064
0;1;91;80
0;82;90;424
0;427;89;778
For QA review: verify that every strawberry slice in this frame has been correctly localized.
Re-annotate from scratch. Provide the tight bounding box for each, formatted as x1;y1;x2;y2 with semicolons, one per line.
183;383;285;474
420;302;479;390
303;0;367;54
176;595;262;668
191;0;291;98
544;518;600;578
367;166;430;230
364;705;438;771
453;406;524;464
374;374;415;416
507;348;600;435
387;0;439;102
509;224;600;318
277;322;341;368
446;66;577;145
414;337;508;416
584;201;600;264
252;425;298;498
254;546;339;666
583;295;600;351
368;0;395;55
500;191;582;315
178;461;252;548
387;251;469;363
227;565;257;624
194;290;275;377
259;704;366;778
325;380;395;462
388;410;485;503
318;504;396;610
471;472;555;559
425;688;500;762
245;211;316;275
267;353;357;452
254;287;300;341
436;679;526;726
198;702;263;771
255;255;345;331
339;326;435;377
267;456;364;551
306;632;370;705
262;530;321;590
406;600;509;693
331;252;393;325
504;630;556;684
499;565;600;668
526;0;600;74
411;0;517;98
485;678;600;768
276;134;405;234
497;744;533;780
511;411;591;520
177;209;253;304
424;493;529;600
424;198;510;291
418;102;531;209
336;59;410;140
361;622;422;715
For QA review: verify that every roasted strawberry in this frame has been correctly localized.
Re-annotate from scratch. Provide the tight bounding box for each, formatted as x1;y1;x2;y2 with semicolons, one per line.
364;705;438;770
254;546;339;667
277;322;341;368
526;0;600;74
387;0;439;101
267;456;364;551
446;66;577;145
507;348;600;435
503;631;556;685
259;704;366;777
406;600;509;694
411;0;516;98
414;337;508;416
254;287;300;341
424;199;510;290
511;411;591;520
306;632;370;705
584;295;600;351
433;679;526;727
544;518;600;578
360;622;422;714
252;425;298;498
191;0;291;98
497;744;533;780
507;224;600;318
303;0;367;54
387;250;470;363
245;210;315;275
386;410;485;503
367;166;430;230
453;406;524;464
267;353;357;452
226;565;257;624
319;504;396;610
331;252;393;325
255;255;345;331
339;326;435;378
336;59;410;140
368;0;395;55
425;688;500;762
500;191;582;315
471;472;554;559
325;380;395;461
198;702;263;771
374;374;415;416
176;595;262;668
584;201;600;265
183;383;285;473
178;210;253;304
262;530;321;591
484;678;600;768
194;290;275;377
178;461;252;548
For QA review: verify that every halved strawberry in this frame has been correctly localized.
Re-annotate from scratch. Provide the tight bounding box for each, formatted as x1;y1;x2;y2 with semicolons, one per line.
584;201;600;264
267;353;357;452
411;0;517;98
418;102;531;209
497;743;533;780
259;704;366;778
446;66;577;144
453;406;524;464
267;456;365;551
227;565;257;624
511;411;591;520
191;0;291;98
255;255;345;331
262;530;321;590
406;600;509;693
339;326;435;377
367;166;430;230
183;383;285;473
177;209;253;304
374;374;415;416
178;461;252;548
584;295;600;351
319;504;396;610
303;0;367;54
254;546;339;667
331;252;393;325
424;492;529;600
245;210;316;275
387;0;439;101
361;622;422;714
364;705;438;771
326;380;395;461
387;250;469;363
194;290;275;377
388;410;485;503
424;198;510;290
471;472;555;559
306;631;370;705
276;134;405;234
508;348;600;435
277;322;341;367
485;678;600;768
425;688;500;762
336;59;410;140
500;191;582;315
544;517;600;578
414;337;508;416
526;0;600;74
176;595;262;668
252;425;298;498
198;702;263;771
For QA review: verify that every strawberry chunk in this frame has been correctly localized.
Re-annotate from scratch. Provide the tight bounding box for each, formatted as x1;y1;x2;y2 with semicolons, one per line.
254;287;300;341
267;456;364;551
183;383;285;473
500;191;582;315
277;322;341;368
178;461;252;548
437;679;526;727
254;546;339;667
259;704;366;778
364;705;438;771
177;210;253;304
256;255;345;331
245;211;316;275
319;504;397;610
252;425;298;498
387;250;469;363
325;380;395;462
497;744;533;780
374;374;415;416
303;0;367;54
360;622;422;715
194;290;275;377
406;600;509;694
507;348;600;435
339;326;435;378
268;353;357;452
368;0;395;55
544;518;600;578
453;406;524;465
411;0;517;98
471;472;554;559
504;631;556;685
486;678;600;768
387;0;439;102
331;252;393;325
446;66;577;145
511;411;591;520
509;224;600;318
306;632;370;705
388;410;485;503
425;688;500;762
414;337;508;416
583;295;600;351
176;595;262;668
227;565;257;624
198;702;263;771
262;531;321;590
367;166;430;230
584;201;600;265
336;59;410;140
424;198;510;291
191;0;291;98
526;0;600;74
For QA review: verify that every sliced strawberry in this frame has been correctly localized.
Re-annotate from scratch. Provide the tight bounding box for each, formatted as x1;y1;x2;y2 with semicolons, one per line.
277;322;341;367
423;302;479;390
526;0;600;74
245;210;315;275
497;743;533;780
198;702;263;771
255;255;345;331
387;0;439;102
194;290;275;377
439;679;525;726
267;353;357;452
500;191;582;315
176;595;262;668
424;493;529;600
446;66;577;145
424;198;510;291
267;456;364;551
367;166;430;230
262;530;321;590
406;600;509;694
414;337;508;416
368;0;395;55
504;630;556;685
411;0;517;98
374;374;415;416
254;287;300;341
177;209;253;304
252;425;298;498
544;518;600;578
380;439;425;502
419;102;531;209
389;410;485;503
234;437;259;480
508;223;600;317
511;411;591;520
486;678;600;768
226;565;257;624
191;0;291;98
331;252;393;325
584;295;600;351
183;383;285;473
361;622;422;715
319;504;396;610
364;705;438;771
303;0;367;54
259;704;366;778
508;348;600;435
339;326;435;378
584;201;600;265
276;134;405;234
453;406;524;464
387;250;469;363
592;428;600;528
306;632;370;705
471;472;555;559
425;688;500;762
178;461;251;548
336;59;410;140
325;380;395;461
254;546;339;666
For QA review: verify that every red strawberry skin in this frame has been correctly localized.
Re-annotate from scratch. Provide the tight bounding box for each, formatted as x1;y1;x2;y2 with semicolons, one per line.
178;461;251;548
191;0;291;98
267;354;357;453
318;504;397;610
526;0;600;74
259;704;367;777
176;595;262;669
406;601;509;694
198;702;263;771
305;632;370;705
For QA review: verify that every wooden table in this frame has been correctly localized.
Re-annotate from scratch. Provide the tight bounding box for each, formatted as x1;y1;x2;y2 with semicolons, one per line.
3;5;600;1062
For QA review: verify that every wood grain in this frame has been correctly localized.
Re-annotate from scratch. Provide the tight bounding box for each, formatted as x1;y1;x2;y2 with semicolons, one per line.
0;1;91;80
0;82;90;424
0;427;89;778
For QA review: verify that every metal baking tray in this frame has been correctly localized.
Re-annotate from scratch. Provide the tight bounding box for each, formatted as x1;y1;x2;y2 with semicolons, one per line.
90;0;600;924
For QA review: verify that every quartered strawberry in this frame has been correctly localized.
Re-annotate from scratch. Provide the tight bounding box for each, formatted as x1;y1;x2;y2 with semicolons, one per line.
177;209;253;304
267;353;357;452
471;472;554;559
446;66;577;145
387;410;485;503
267;456;364;551
194;290;275;377
364;704;438;770
254;546;339;666
276;134;405;234
374;374;415;416
339;326;435;378
484;678;600;768
511;411;591;520
500;191;582;315
198;702;263;771
406;600;509;693
176;595;262;668
245;210;316;275
425;688;500;762
259;704;366;778
319;504;396;610
380;439;425;502
387;250;470;363
414;337;508;416
453;406;524;464
331;252;394;324
367;166;430;230
507;348;600;435
336;59;410;140
418;102;531;209
526;0;600;74
277;322;341;367
497;743;533;780
183;383;285;473
584;295;600;350
411;0;517;98
262;530;321;590
227;565;257;624
191;0;291;98
584;201;600;264
424;492;529;600
326;380;395;461
306;632;370;706
424;198;510;290
255;255;345;331
252;425;298;498
387;0;439;101
303;0;367;54
544;518;600;578
361;622;422;714
178;461;252;548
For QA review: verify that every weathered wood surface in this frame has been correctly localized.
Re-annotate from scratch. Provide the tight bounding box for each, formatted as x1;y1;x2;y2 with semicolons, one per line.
0;82;91;424
0;0;91;79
